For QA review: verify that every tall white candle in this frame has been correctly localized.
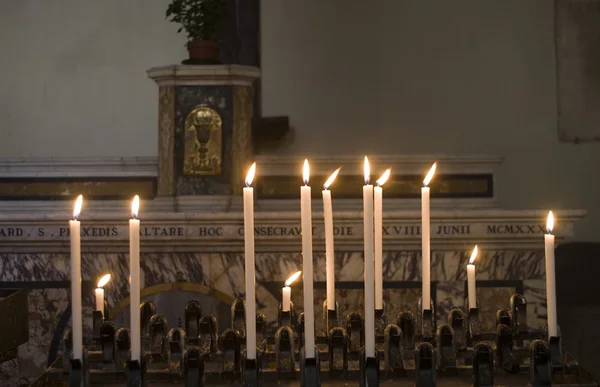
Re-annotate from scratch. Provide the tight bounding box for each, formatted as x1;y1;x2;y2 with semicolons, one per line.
282;271;301;312
301;160;316;359
243;163;257;360
545;211;558;337
421;162;437;312
69;195;83;360
322;167;340;311
363;157;375;358
467;246;478;310
374;168;391;311
95;274;111;317
129;195;141;361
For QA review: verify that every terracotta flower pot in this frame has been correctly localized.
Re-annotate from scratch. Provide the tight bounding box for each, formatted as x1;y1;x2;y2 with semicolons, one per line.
186;40;220;64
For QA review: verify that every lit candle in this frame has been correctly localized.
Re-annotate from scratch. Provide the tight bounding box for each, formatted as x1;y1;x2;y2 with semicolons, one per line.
243;163;257;360
282;271;301;312
421;162;437;312
69;195;83;360
129;195;141;361
95;274;111;318
301;159;316;359
363;156;375;358
467;245;478;310
322;167;341;311
545;211;558;337
374;168;391;310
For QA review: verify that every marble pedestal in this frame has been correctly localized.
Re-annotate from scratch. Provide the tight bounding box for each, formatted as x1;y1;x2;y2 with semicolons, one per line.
147;65;260;196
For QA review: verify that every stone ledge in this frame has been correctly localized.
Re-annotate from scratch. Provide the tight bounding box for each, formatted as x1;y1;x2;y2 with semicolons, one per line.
147;64;261;87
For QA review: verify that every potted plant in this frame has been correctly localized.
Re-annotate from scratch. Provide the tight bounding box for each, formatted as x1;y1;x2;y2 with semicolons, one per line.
166;0;227;64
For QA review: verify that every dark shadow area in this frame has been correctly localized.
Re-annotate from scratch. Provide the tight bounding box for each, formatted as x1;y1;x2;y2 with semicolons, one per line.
556;242;600;379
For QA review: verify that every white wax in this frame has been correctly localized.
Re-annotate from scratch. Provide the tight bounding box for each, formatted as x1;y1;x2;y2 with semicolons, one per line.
129;218;141;361
363;184;375;358
95;287;104;316
467;264;477;310
243;186;257;360
374;185;383;310
322;189;336;310
545;233;558;337
282;286;291;312
421;186;431;311
69;219;83;360
301;185;315;359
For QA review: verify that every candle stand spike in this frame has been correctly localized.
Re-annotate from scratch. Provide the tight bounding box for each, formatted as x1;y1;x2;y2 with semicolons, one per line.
297;313;305;348
328;327;348;375
220;328;241;377
69;349;90;387
447;309;466;351
346;312;365;351
139;301;156;336
530;339;552;387
473;342;494;387
183;347;205;387
100;321;116;364
256;313;268;354
185;300;202;341
496;308;513;328
415;342;436;387
125;358;146;387
275;326;296;374
397;311;416;350
435;324;457;372
92;310;103;342
278;301;295;328
496;324;519;373
232;299;246;339
417;297;435;340
322;299;340;333
359;348;380;387
543;324;564;370
466;303;482;344
299;346;321;387
510;293;528;334
115;328;131;370
374;301;387;337
242;350;262;387
198;315;218;354
167;327;186;372
383;324;405;375
103;299;110;321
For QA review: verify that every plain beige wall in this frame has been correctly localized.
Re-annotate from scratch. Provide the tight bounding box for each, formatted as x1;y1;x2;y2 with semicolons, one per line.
261;0;600;241
0;0;184;158
0;0;597;240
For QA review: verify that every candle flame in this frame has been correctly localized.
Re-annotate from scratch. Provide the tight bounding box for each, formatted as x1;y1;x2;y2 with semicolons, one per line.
285;271;302;286
468;245;478;265
73;195;83;220
303;159;310;185
546;211;554;233
245;163;256;187
131;195;140;219
423;162;437;187
364;156;370;185
376;168;391;187
323;167;341;189
97;274;111;288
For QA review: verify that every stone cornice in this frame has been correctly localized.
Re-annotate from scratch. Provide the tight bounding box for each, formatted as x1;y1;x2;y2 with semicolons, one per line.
147;65;261;87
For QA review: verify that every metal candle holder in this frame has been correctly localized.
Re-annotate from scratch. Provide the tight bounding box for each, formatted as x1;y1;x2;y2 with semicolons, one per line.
46;294;590;387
